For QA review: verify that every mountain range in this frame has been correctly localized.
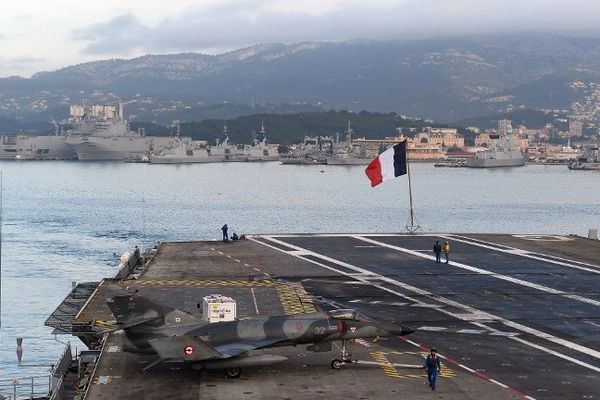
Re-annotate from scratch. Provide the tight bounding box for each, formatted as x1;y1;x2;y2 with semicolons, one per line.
1;34;600;131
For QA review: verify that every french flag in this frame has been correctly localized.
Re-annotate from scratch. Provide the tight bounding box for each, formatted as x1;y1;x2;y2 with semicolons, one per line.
365;141;408;187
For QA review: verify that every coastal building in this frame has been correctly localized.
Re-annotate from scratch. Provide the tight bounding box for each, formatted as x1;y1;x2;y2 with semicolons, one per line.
498;119;513;135
69;104;123;120
354;134;446;160
475;133;492;147
569;120;583;137
414;128;465;148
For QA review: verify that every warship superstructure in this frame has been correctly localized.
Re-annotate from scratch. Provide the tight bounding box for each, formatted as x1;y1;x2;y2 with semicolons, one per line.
65;104;182;161
467;133;526;168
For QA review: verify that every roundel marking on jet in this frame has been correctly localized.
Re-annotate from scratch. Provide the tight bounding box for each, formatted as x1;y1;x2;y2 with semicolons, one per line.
296;321;303;332
184;345;195;356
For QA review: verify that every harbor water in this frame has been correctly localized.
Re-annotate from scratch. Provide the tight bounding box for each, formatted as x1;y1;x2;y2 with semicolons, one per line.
0;161;599;381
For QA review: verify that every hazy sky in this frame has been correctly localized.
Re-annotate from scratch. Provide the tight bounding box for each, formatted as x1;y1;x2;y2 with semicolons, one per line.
1;0;600;78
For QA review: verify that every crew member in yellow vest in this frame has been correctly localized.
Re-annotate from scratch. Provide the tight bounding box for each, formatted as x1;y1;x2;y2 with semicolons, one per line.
442;241;450;264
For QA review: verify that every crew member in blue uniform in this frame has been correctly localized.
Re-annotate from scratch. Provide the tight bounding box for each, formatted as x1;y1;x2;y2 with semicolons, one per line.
433;241;442;263
221;224;229;242
424;347;442;390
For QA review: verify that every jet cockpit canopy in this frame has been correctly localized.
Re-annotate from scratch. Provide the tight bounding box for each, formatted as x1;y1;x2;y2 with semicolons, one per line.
328;309;368;321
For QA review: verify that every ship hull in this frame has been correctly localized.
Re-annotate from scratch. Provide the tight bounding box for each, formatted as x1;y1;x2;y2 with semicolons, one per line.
568;162;600;170
68;137;179;161
466;157;525;168
69;142;145;161
149;156;224;164
325;157;371;165
0;135;76;160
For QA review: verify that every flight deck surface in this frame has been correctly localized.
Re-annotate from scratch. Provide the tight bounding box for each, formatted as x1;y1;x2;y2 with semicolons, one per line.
76;233;599;400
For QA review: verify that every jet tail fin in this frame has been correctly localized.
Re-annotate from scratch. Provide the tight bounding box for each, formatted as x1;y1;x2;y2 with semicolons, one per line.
106;294;204;330
107;295;170;325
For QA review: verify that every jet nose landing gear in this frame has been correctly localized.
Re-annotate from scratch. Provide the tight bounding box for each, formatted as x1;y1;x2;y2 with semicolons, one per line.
330;339;355;369
225;367;241;378
330;358;354;369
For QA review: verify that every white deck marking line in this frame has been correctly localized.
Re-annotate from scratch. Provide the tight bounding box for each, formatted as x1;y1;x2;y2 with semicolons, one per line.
244;263;250;267
354;236;600;308
217;251;224;255
444;234;600;274
450;234;600;269
489;379;509;389
266;233;439;238
251;236;600;368
226;255;233;259
250;287;260;315
234;259;241;263
355;338;372;348
584;320;600;329
253;267;261;272
469;322;600;374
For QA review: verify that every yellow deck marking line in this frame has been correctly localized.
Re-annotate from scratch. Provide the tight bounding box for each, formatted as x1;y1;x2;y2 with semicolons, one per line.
370;352;403;378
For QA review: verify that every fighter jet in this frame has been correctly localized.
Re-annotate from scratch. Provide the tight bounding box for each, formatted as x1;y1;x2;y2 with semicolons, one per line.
106;294;414;377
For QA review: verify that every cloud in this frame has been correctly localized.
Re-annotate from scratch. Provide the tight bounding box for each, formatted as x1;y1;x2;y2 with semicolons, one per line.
72;0;600;56
72;14;150;54
0;56;47;77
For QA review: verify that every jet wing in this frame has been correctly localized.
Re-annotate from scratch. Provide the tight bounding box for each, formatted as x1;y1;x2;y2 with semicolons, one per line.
213;338;283;358
99;316;161;334
148;335;285;361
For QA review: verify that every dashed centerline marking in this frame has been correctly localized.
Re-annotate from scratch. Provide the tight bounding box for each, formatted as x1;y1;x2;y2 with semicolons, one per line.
250;287;260;315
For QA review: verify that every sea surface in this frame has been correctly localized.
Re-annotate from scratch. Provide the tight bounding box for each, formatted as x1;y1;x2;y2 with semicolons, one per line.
0;161;598;384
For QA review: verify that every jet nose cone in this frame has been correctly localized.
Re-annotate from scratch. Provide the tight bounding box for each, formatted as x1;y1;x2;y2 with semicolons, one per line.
380;323;414;336
400;325;415;336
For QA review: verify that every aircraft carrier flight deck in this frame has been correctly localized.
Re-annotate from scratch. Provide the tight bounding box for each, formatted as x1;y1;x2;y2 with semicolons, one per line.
46;233;600;400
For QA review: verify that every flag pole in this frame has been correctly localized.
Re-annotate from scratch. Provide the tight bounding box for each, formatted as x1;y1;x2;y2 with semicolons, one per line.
404;141;421;233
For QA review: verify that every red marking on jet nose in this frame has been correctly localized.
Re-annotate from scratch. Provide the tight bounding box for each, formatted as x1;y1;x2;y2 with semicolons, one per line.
184;345;195;356
296;321;303;332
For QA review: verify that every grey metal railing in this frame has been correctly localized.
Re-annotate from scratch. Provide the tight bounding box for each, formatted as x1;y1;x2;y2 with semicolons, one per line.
0;375;51;400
